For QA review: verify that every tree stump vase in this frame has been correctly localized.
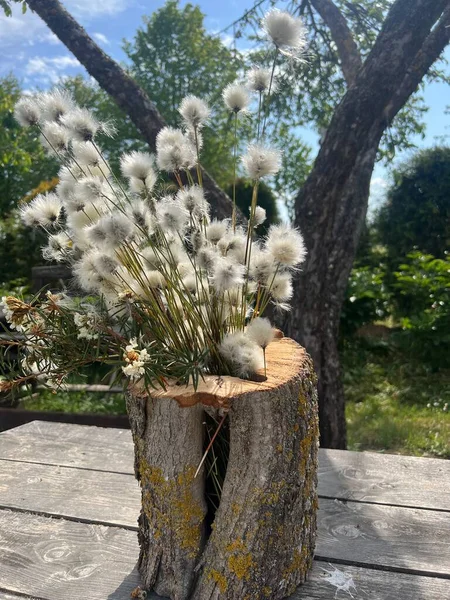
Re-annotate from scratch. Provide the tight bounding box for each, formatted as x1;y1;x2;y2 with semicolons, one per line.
126;337;319;600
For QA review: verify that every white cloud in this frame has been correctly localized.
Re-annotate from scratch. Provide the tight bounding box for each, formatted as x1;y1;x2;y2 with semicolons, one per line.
370;177;388;190
65;0;133;18
25;55;82;84
0;0;131;51
93;32;110;45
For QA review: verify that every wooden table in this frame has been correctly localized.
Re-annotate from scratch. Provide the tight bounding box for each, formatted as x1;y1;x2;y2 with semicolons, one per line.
0;421;449;600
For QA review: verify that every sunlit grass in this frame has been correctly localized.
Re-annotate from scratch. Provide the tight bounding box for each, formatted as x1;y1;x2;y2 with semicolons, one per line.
343;337;450;458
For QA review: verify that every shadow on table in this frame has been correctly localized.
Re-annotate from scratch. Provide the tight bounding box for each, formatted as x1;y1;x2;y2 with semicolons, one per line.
108;566;168;600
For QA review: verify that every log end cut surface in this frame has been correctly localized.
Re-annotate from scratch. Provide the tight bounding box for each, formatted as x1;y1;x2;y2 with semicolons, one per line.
137;337;309;409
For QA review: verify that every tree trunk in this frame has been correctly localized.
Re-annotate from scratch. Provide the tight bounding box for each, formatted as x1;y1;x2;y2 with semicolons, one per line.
127;337;319;600
288;0;450;449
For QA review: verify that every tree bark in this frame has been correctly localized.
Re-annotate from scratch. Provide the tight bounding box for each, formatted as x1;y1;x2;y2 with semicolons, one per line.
126;393;207;600
289;0;450;448
127;338;319;600
25;0;235;220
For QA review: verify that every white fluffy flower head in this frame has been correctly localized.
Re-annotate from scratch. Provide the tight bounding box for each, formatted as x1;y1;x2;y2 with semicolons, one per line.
241;144;281;180
21;193;62;229
14;97;41;127
247;68;275;93
266;223;306;267
219;331;263;378
246;317;275;349
262;9;307;56
121;151;155;181
38;90;75;123
223;82;250;114
179;95;210;128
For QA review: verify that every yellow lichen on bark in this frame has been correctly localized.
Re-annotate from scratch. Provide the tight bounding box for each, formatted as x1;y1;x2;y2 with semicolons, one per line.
207;569;228;593
139;459;204;558
226;539;255;580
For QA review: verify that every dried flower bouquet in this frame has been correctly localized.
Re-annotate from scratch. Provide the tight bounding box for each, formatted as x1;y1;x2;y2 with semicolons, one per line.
1;10;319;600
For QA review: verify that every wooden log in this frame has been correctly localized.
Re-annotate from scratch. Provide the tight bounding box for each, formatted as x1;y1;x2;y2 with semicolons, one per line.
126;393;207;600
127;338;319;600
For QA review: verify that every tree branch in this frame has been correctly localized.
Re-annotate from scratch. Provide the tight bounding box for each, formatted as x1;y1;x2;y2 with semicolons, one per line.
384;4;450;123
25;0;235;220
309;0;362;86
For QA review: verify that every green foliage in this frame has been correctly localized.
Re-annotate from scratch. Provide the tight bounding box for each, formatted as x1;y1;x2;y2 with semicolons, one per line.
341;264;391;335
391;252;450;369
0;212;46;289
343;337;450;457
0;75;58;214
375;147;450;261
22;389;126;415
0;0;26;17
341;247;449;370
124;0;242;187
226;178;279;235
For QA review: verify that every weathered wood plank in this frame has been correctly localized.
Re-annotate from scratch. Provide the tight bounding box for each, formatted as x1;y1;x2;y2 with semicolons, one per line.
1;459;449;577
0;421;133;473
319;449;450;511
1;509;449;600
0;509;142;600
1;422;450;511
0;459;139;529
317;498;450;577
294;562;450;600
0;594;43;600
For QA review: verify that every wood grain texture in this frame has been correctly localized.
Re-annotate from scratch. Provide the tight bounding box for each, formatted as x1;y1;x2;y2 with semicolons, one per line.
1;458;449;579
0;421;134;474
293;561;450;600
0;509;141;600
317;498;450;576
0;504;448;600
2;422;449;511
130;336;305;409
319;449;450;511
0;459;139;529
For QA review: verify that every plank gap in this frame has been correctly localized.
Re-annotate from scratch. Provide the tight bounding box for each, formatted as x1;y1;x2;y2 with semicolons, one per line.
318;494;450;514
0;456;134;477
0;586;48;600
0;505;139;532
314;555;450;581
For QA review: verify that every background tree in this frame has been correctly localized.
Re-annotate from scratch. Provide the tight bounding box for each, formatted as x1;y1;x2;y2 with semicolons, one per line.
375;147;450;261
23;0;236;220
8;0;450;448
0;75;57;215
226;178;279;236
124;1;242;188
288;0;449;448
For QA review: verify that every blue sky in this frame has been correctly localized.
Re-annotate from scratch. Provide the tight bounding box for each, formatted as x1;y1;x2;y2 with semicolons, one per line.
1;0;448;216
